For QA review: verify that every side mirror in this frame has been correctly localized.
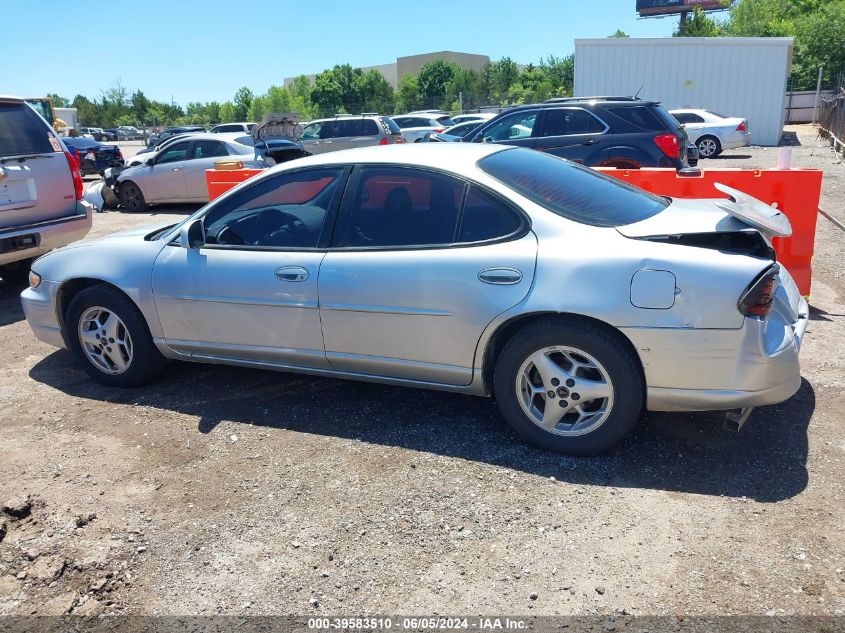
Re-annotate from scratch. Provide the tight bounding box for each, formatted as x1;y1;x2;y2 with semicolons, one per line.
470;131;482;143
178;219;204;249
146;158;154;166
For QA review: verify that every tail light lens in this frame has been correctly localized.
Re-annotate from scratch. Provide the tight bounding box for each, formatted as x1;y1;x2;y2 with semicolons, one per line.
394;135;406;144
434;128;444;133
116;148;123;159
653;133;680;159
736;121;747;132
73;148;81;165
738;265;779;318
379;137;389;145
64;151;84;200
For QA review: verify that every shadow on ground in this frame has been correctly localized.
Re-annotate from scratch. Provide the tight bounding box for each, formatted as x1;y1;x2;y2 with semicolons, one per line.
30;352;813;503
708;153;753;160
780;131;802;146
0;280;26;326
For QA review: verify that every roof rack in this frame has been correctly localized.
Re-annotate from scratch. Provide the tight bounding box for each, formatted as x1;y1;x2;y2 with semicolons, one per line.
544;96;643;103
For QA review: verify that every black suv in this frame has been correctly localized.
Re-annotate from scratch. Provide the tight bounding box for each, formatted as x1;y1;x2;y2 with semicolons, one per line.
469;97;689;169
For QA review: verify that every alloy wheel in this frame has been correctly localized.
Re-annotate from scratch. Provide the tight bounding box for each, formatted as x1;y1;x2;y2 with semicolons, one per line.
77;306;134;375
697;137;718;158
516;346;614;436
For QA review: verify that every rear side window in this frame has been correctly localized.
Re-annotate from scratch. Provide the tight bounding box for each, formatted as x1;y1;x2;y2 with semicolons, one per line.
479;148;668;228
458;186;523;243
0;102;55;157
380;117;401;134
213;124;240;133
539;108;605;137
319;121;337;139
337;167;465;247
191;140;228;159
603;106;666;132
674;112;705;124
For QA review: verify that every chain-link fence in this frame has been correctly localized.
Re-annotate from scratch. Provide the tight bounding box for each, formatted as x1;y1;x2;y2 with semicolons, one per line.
818;72;845;157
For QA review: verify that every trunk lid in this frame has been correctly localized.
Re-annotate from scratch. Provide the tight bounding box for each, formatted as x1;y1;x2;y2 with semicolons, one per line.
618;184;791;241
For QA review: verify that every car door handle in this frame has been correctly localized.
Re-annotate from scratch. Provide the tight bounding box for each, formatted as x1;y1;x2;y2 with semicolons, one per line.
171;167;182;171
478;267;522;285
274;266;310;282
582;139;597;145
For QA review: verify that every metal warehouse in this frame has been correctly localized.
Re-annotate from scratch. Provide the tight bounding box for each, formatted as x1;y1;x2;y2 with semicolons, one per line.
574;37;794;146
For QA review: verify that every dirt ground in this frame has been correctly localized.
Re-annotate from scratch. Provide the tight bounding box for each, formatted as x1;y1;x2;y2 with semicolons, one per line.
0;125;843;618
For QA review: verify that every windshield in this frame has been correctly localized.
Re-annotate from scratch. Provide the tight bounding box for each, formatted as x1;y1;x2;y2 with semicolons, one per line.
478;148;668;228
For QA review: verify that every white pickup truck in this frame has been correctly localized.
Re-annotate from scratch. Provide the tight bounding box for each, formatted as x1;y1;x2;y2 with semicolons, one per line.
0;95;92;285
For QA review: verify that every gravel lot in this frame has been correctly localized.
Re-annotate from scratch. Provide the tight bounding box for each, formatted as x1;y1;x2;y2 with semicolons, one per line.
0;125;843;618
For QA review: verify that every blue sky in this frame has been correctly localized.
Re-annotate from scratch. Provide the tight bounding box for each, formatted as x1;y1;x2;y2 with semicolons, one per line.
2;0;680;105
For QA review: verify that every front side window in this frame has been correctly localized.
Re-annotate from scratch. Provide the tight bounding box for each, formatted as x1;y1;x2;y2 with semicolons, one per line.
481;110;537;142
336;167;465;248
203;168;344;249
156;141;189;164
191;140;228;159
604;106;667;132
479;147;668;228
301;122;321;140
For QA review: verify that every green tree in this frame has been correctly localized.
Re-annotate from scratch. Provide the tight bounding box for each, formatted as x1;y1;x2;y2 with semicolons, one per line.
446;68;482;110
608;29;630;38
417;60;459;109
310;71;345;116
233;86;254;121
71;94;100;127
674;7;725;36
791;1;845;88
357;69;395;114
488;58;520;104
395;74;421;112
538;54;574;98
47;93;69;107
130;90;150;120
219;101;237;123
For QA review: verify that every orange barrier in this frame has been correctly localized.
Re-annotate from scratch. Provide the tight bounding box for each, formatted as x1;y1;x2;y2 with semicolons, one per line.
596;167;823;296
205;168;264;201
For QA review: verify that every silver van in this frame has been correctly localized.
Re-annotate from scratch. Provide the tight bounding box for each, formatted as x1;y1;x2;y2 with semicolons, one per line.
0;95;92;284
300;115;405;154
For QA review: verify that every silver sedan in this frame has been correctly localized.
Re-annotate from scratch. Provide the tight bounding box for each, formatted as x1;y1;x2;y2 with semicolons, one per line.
114;133;261;211
21;144;807;454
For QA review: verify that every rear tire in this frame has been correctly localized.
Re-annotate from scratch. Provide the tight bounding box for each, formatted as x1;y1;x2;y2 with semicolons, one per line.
66;284;166;387
493;317;643;455
696;135;721;158
119;181;146;212
0;259;33;286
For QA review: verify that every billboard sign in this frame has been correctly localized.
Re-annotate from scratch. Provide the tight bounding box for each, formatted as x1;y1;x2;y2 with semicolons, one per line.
636;0;732;16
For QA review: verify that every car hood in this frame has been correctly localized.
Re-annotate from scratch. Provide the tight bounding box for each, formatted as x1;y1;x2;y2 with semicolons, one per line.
617;184;792;241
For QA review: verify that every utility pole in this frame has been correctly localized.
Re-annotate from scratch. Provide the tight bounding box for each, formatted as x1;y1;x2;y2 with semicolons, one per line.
812;66;823;125
459;91;464;114
679;10;688;33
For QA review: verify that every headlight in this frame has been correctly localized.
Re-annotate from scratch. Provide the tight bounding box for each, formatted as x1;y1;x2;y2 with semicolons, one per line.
28;270;41;289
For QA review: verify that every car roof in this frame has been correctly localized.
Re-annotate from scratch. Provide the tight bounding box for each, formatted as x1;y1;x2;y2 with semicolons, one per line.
266;142;508;175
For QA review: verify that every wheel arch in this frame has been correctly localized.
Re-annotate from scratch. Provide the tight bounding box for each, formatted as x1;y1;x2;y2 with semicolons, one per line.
479;311;645;395
56;278;145;333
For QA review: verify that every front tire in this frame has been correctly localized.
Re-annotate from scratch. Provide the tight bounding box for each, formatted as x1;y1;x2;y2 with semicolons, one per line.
66;285;166;387
493;317;643;455
119;181;146;212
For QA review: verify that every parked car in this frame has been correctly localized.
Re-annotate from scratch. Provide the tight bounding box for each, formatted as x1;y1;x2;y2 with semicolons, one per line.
112;134;260;211
81;127;109;141
101;128;118;141
62;136;124;176
469;97;689;169
22;143;806;454
450;113;496;125
392;115;455;142
146;126;205;147
116;126;145;140
209;122;256;134
444;119;487;139
670;109;751;158
0;95;91;285
300;115;405;154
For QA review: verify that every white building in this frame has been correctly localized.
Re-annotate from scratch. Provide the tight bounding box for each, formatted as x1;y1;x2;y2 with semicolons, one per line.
574;37;794;146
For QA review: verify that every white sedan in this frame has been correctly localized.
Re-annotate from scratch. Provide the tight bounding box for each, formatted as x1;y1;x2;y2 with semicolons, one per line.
670;109;751;158
114;134;261;211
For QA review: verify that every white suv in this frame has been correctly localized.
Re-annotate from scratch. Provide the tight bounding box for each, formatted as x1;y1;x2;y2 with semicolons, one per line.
0;96;91;285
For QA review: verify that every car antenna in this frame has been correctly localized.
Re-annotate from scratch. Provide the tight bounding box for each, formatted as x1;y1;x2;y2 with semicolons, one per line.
634;84;644;99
